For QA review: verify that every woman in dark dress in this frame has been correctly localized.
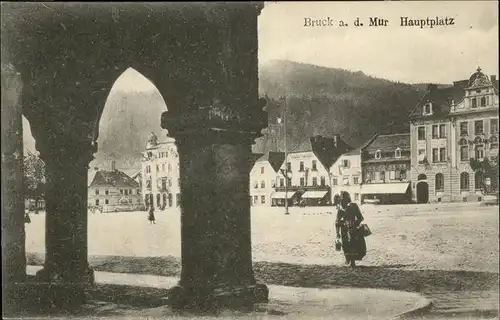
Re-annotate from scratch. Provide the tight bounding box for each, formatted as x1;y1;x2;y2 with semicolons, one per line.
148;205;156;224
335;191;366;268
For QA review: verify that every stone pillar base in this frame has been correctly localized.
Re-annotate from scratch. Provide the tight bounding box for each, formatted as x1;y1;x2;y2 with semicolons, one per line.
168;283;269;312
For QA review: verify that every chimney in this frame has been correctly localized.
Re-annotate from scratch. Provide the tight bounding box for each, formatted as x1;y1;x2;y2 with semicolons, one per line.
332;134;340;146
427;84;437;92
110;160;116;171
491;75;497;84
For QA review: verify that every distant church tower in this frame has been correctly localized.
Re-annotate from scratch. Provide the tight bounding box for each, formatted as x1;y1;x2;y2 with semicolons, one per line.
268;124;281;152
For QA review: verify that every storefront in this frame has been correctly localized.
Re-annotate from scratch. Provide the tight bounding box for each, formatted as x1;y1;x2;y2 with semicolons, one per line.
300;190;330;207
271;190;298;207
361;182;411;204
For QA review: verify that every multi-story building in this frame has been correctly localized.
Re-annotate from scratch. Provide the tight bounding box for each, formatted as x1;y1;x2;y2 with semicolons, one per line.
409;67;499;203
274;135;352;207
330;148;363;203
141;132;181;210
88;161;143;212
249;151;285;207
361;133;412;204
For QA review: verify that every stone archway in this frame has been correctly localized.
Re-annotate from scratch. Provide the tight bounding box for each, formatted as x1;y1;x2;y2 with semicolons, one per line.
416;181;429;204
2;2;268;313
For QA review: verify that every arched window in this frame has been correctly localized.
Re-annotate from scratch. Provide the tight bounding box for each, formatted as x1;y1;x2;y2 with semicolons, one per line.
471;97;477;108
490;136;498;149
460;172;469;191
375;150;382;159
459;138;469;161
395;147;402;158
475;171;484;190
435;173;444;191
418;174;427;181
480;97;486;107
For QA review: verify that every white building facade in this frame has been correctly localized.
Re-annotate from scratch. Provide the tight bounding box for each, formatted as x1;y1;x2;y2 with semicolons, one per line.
329;148;362;203
141;132;181;210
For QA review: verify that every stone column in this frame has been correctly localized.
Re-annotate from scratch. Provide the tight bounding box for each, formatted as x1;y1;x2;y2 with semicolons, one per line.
160;3;268;312
31;139;96;308
1;63;27;307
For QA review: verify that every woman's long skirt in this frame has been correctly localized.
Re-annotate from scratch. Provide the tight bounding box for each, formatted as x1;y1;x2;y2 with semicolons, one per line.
341;228;366;261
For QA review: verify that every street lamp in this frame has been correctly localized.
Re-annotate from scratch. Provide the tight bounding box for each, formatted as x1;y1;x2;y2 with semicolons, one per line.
277;97;290;215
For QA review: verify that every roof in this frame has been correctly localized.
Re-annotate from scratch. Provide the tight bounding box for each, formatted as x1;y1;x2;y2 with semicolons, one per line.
255;151;285;172
364;133;410;153
344;147;361;156
290;135;353;169
88;170;98;187
89;170;140;188
409;69;499;121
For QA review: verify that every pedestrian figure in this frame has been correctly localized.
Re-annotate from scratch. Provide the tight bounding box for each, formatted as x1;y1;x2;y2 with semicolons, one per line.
335;191;366;268
148;206;156;224
24;211;31;224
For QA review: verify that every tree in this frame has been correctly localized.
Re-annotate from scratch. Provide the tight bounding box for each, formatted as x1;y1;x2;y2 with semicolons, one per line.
470;156;499;194
23;150;46;211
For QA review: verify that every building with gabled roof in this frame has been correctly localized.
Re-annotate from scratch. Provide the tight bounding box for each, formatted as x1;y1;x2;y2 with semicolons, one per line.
360;133;412;204
88;160;144;212
330;147;363;204
409;67;499;203
249;151;285;207
274;135;353;207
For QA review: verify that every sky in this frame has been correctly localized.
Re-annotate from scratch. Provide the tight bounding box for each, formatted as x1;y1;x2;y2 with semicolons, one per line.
112;1;498;91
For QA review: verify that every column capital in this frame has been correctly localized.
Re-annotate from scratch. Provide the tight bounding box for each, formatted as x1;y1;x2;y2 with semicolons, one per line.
161;98;268;146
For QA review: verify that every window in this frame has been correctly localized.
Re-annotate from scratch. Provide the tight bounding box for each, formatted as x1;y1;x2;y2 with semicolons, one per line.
374;172;380;181
271;180;276;188
389;171;396;180
146;179;151;189
168;164;172;173
432;148;439;162
439;124;446;138
423;102;432;115
124;189;128;195
491;119;499;134
400;170;407;180
287;162;291;172
395;148;401;158
300;177;305;186
280;178;284;187
137;189;140;195
460;122;468;136
439;148;446;162
312;177;318;186
299;161;305;172
105;189;109;195
380;171;385;181
343;159;350;167
418;126;426;140
253;181;258;188
168;179;172;187
253;196;258;204
475;171;484;190
459;138;469;161
287;178;291;187
343;176;350;185
120;189;123;195
432;125;439;139
156;164;159;172
474;120;484;135
475;145;485;159
320;176;326;186
95;189;99;195
261;180;265;188
261;195;265;204
312;160;317;171
157;194;161;206
161;179;167;190
418;149;426;163
354;193;359;201
176;194;180;207
353;177;359;184
95;199;99;206
105;199;109;205
460;172;469;190
490;136;499;149
435;173;444;191
471;98;477;108
375;150;382;159
332;178;338;185
146;165;151;173
261;167;264;174
480;97;486;107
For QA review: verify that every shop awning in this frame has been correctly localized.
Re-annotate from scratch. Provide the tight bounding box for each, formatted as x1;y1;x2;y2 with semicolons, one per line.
272;191;296;199
361;183;410;195
301;190;328;199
